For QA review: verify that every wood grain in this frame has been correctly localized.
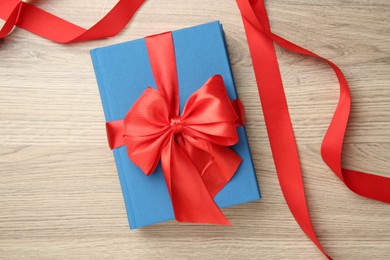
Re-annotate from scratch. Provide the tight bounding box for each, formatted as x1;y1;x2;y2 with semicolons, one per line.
1;0;389;259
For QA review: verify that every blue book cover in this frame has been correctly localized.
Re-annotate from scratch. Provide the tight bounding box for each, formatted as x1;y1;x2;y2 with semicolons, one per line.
90;21;261;229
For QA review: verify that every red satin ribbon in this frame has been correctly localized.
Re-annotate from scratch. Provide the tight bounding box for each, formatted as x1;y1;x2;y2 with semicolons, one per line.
236;0;390;259
0;0;145;43
106;32;245;225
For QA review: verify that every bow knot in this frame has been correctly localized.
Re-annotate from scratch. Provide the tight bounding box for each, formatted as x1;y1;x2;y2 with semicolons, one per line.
170;116;183;134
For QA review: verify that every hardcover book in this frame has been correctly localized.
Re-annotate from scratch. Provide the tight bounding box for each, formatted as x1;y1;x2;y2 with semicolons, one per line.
90;21;261;229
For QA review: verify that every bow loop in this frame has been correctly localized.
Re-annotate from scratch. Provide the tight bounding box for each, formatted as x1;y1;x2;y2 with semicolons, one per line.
123;87;172;175
181;75;239;146
123;87;170;137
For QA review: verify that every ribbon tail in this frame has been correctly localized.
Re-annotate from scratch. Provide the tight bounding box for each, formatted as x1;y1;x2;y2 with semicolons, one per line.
184;136;242;198
161;135;230;225
200;145;241;198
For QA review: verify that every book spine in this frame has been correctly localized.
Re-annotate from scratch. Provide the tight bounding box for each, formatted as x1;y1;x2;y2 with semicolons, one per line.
217;23;261;200
90;49;137;229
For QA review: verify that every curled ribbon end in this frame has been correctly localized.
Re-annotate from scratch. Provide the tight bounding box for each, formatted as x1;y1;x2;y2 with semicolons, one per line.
231;99;245;127
106;120;125;150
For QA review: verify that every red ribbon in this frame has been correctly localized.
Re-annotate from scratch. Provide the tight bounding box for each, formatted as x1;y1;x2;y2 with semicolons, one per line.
236;0;390;259
2;0;389;257
0;0;145;43
106;32;245;225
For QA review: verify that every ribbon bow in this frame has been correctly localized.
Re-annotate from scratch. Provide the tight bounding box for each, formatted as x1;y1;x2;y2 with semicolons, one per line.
106;32;245;225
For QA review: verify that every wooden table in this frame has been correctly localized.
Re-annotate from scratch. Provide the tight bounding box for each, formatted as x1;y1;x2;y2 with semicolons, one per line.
1;1;389;259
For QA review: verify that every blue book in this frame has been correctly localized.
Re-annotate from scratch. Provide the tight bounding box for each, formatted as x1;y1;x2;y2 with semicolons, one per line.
90;21;261;229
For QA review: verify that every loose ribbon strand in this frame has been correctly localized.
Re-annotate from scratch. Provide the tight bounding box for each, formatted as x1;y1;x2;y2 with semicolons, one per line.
0;0;145;43
236;0;390;259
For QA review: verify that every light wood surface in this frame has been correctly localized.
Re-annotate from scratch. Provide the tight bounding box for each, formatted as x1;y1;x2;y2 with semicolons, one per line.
1;0;389;259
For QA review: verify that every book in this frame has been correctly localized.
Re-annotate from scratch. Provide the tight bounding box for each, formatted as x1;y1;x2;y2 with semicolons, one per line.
90;21;261;229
